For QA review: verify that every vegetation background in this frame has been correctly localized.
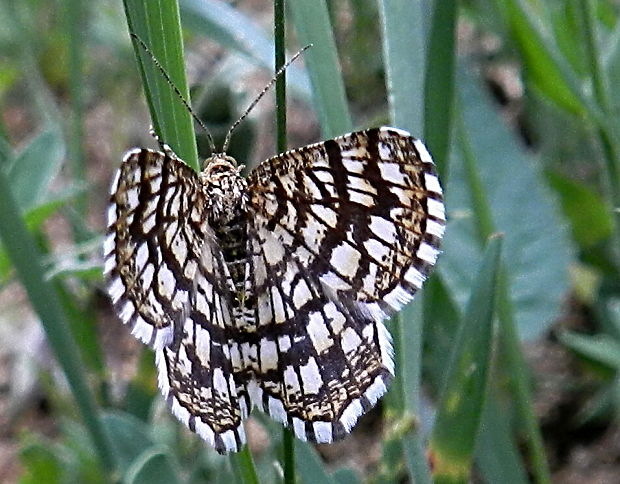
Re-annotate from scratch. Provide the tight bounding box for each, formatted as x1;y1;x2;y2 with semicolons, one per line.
0;0;618;482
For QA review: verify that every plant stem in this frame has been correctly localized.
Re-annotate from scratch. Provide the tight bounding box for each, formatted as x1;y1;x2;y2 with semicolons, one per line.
274;1;296;482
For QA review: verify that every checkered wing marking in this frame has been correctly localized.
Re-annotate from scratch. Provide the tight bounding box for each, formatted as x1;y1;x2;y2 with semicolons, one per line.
246;127;445;443
156;236;246;453
105;149;244;453
105;149;203;348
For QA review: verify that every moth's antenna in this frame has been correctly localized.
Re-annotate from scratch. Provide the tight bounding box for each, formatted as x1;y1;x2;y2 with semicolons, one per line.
222;44;312;153
129;33;217;154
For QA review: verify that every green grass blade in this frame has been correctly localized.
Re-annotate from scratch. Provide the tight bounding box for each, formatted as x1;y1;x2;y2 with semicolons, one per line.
577;0;620;269
295;441;338;484
429;235;502;483
378;0;426;133
63;0;88;222
3;2;62;124
475;398;529;484
377;2;437;482
495;0;587;116
441;66;558;483
423;0;457;182
229;447;259;484
495;280;552;484
547;171;614;249
0;168;116;474
123;0;199;170
289;0;352;137
560;332;620;369
424;276;528;483
578;0;612;113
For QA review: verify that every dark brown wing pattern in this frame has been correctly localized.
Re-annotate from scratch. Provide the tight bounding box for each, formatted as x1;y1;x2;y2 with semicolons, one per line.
105;127;445;452
244;127;445;443
105;149;244;453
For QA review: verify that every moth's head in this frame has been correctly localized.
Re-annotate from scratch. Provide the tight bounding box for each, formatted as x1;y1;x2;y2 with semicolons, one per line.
200;154;240;180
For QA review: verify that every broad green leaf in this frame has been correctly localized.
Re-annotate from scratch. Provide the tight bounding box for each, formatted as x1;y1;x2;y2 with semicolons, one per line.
0;133;14;168
102;411;156;475
440;65;574;340
60;418;107;483
429;236;502;483
6;126;65;211
125;448;180;484
332;468;359;484
19;439;67;484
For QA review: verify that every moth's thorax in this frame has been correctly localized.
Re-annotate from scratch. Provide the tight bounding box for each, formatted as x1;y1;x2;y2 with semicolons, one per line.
200;154;248;224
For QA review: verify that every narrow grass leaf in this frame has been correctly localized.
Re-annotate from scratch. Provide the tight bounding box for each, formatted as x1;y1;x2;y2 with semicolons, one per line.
560;331;620;370
377;2;435;481
442;66;557;482
496;0;586;116
332;468;359;484
272;2;296;481
123;3;260;481
289;0;353;138
423;0;457;182
422;275;462;390
123;0;199;170
295;441;338;484
378;0;426;133
180;0;311;99
0;169;115;473
424;278;528;482
229;446;260;484
63;0;88;221
429;235;502;483
475;398;529;484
